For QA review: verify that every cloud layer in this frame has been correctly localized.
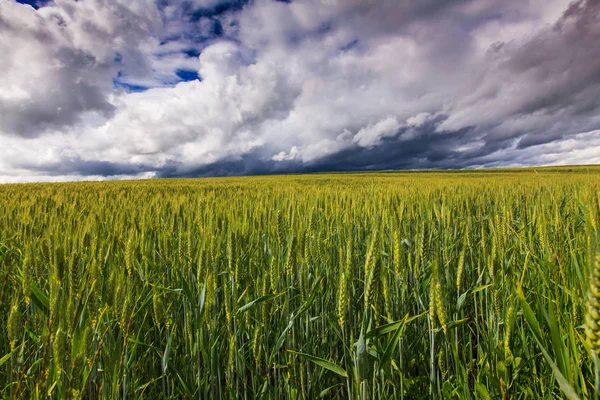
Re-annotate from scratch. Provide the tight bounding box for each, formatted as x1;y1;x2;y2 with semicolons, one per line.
1;0;599;182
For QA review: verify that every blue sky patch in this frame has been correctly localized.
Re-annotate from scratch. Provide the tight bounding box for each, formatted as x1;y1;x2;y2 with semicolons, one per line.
212;20;224;36
16;0;49;9
182;48;201;58
190;0;249;21
175;69;201;82
113;78;150;93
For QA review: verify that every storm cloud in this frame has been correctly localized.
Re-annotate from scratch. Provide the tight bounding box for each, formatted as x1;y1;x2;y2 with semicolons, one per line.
0;0;599;182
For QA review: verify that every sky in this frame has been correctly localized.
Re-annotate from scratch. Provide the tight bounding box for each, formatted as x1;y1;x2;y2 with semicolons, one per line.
0;0;599;182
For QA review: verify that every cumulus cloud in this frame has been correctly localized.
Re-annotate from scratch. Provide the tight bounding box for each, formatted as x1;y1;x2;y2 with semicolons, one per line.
353;117;401;148
0;0;599;181
0;0;163;136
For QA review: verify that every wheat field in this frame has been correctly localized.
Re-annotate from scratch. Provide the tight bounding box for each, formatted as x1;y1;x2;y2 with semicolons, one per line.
1;167;600;399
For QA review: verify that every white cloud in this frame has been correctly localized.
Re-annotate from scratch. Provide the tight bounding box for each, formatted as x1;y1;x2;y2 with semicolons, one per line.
353;117;401;148
407;113;432;127
272;146;299;162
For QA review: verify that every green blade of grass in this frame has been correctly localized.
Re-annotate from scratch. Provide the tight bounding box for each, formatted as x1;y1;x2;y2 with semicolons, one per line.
287;350;348;378
236;291;285;315
379;314;408;368
517;281;580;400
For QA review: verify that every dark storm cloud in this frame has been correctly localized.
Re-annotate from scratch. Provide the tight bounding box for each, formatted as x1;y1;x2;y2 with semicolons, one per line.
504;0;600;119
439;0;600;150
300;131;473;172
16;157;160;177
155;121;476;177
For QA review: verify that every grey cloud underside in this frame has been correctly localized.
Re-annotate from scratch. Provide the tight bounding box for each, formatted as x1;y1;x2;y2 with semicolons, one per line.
157;124;476;178
0;0;162;137
0;17;113;136
16;157;161;177
0;66;115;137
483;0;600;145
16;125;597;180
436;0;600;135
13;121;472;178
1;0;600;182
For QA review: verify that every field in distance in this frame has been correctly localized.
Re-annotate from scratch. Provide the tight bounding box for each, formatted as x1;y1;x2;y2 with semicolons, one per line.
1;166;600;399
